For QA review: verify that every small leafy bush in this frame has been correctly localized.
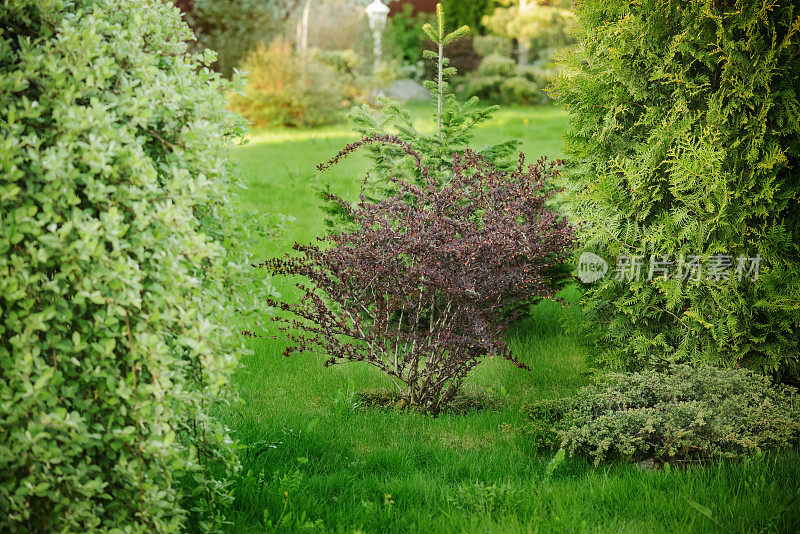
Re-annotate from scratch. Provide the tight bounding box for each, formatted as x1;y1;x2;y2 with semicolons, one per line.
548;366;800;465
264;138;575;413
476;53;516;77
228;39;347;128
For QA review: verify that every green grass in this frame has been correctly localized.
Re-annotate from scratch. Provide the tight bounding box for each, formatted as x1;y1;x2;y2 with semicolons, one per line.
224;104;800;533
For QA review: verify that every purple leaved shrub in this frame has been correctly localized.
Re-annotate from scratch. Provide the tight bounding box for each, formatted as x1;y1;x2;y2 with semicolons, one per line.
262;135;575;413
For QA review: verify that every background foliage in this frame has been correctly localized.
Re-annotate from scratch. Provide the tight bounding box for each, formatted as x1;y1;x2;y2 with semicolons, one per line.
456;40;558;105
552;0;800;380
227;39;354;128
441;0;496;35
387;4;435;67
484;0;577;63
0;0;271;530
177;0;297;76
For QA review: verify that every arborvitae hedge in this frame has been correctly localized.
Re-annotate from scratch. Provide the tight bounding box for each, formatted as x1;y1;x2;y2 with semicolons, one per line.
552;0;800;379
0;0;258;530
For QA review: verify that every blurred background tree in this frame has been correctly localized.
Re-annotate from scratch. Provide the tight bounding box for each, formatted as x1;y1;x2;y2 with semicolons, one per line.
485;0;577;66
441;0;496;34
176;0;300;76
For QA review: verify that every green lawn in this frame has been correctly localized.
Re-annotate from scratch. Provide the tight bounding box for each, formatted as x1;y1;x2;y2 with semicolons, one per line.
223;104;800;533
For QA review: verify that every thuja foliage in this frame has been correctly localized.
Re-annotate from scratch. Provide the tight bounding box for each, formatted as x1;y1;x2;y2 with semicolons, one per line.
552;0;800;378
265;139;575;413
544;366;800;465
0;0;271;530
319;2;520;229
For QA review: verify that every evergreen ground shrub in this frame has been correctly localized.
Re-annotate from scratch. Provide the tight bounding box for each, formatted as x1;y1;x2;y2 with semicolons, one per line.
539;366;800;465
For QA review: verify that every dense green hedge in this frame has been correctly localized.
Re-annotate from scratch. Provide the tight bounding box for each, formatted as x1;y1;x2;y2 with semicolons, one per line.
0;0;261;530
553;0;800;379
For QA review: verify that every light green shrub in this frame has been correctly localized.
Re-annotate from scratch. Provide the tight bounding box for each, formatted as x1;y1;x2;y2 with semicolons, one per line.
500;75;540;105
521;399;571;451
472;35;513;58
0;0;268;530
457;53;548;105
228;39;348;128
477;53;516;77
551;366;800;465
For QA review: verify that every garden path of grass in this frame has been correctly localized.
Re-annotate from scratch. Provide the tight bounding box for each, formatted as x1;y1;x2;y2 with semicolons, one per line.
223;103;800;533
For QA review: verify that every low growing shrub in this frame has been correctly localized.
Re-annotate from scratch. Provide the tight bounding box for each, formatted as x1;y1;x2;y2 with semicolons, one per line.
264;139;575;413
475;53;516;77
522;398;573;451
546;366;800;465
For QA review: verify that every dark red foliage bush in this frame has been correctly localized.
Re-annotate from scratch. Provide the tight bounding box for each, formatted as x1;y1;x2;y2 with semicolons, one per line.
263;136;575;413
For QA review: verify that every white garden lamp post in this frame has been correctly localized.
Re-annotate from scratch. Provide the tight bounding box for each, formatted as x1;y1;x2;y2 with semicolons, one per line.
366;0;390;72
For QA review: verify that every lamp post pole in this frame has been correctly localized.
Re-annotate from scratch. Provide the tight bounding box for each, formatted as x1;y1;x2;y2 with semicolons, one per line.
366;0;390;72
372;24;383;72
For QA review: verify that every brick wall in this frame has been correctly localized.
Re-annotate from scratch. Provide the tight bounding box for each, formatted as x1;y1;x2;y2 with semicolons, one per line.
388;0;437;15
